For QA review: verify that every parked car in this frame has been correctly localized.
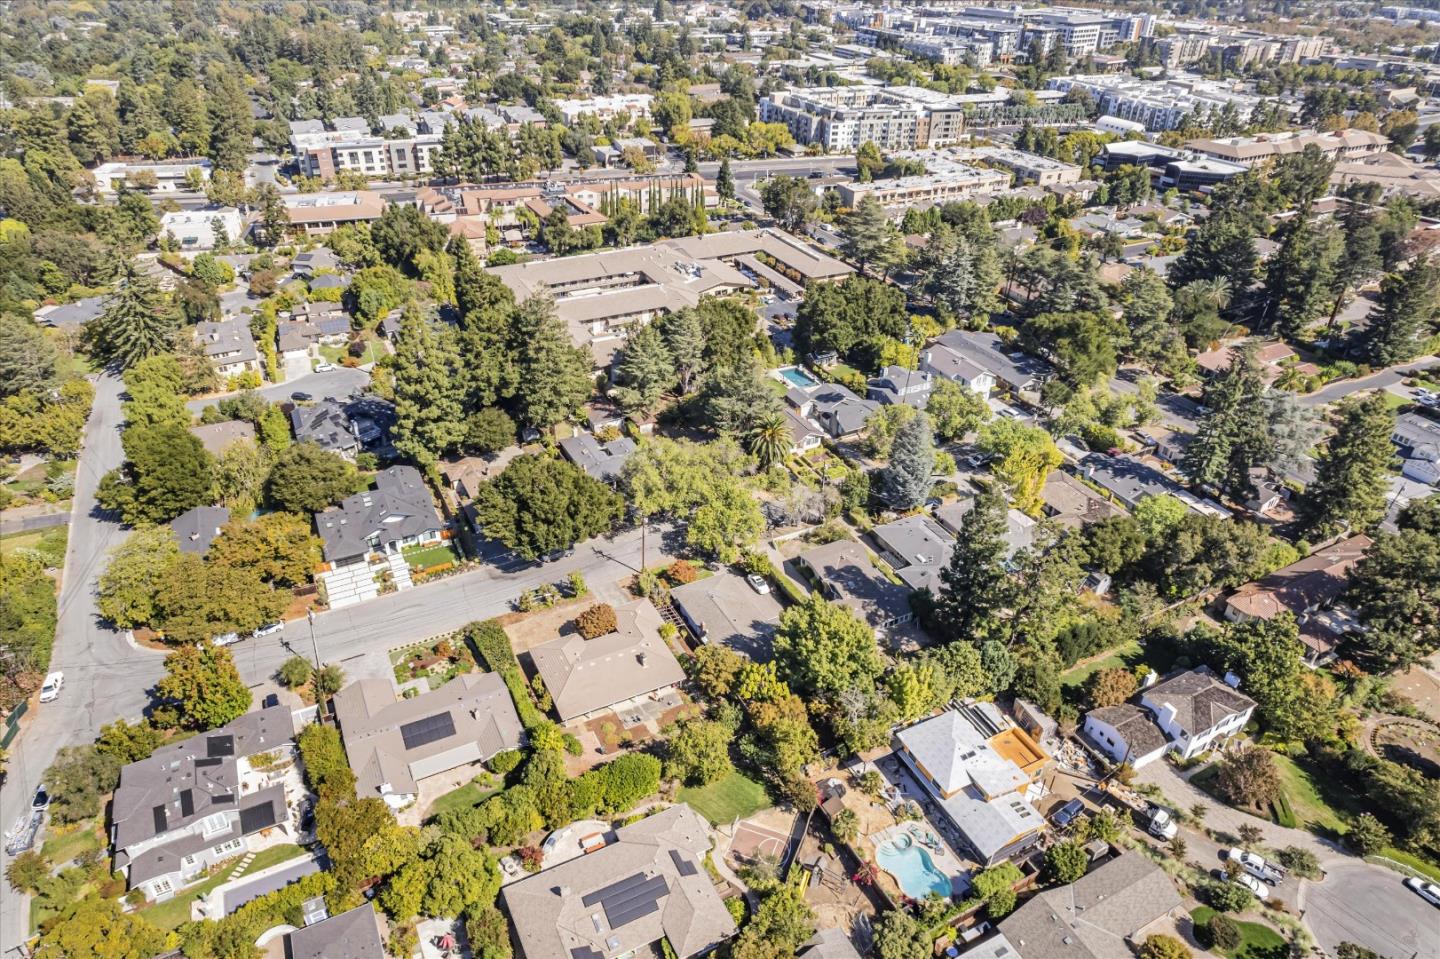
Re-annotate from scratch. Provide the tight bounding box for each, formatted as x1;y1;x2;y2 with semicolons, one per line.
31;785;49;812
1404;876;1440;907
1225;847;1286;885
210;632;242;647
290;391;313;402
39;671;63;703
1051;799;1085;828
1145;806;1178;840
252;622;284;638
746;573;771;594
314;362;336;372
1212;868;1271;902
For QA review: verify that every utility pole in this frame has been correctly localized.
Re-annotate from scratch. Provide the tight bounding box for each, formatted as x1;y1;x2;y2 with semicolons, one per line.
307;608;324;718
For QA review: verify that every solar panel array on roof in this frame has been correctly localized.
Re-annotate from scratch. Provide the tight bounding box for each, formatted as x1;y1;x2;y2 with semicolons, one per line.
213;793;235;805
581;871;669;929
207;734;235;757
669;849;699;877
179;789;195;818
399;711;456;750
152;805;168;833
195;757;223;768
239;801;278;834
571;948;604;959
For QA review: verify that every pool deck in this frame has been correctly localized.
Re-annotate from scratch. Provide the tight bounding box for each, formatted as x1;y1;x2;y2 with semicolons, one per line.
871;822;970;900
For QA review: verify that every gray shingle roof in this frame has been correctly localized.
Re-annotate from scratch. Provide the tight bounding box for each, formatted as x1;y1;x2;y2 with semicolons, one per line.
501;804;736;959
559;433;637;482
291;401;359;454
799;539;913;629
670;571;784;650
1086;704;1169;758
315;465;440;562
287;904;386;959
1143;669;1256;735
170;505;231;555
932;330;1053;391
530;600;687;721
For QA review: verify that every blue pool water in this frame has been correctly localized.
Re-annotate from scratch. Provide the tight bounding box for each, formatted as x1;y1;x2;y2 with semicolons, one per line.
876;835;952;900
778;366;820;389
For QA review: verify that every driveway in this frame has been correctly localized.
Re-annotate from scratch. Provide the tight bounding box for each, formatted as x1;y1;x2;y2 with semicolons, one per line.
1301;860;1440;959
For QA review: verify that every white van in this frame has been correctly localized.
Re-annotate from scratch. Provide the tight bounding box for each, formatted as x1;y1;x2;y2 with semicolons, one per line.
39;672;64;703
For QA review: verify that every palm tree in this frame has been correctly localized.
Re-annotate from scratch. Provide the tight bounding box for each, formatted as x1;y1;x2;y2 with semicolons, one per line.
747;412;791;469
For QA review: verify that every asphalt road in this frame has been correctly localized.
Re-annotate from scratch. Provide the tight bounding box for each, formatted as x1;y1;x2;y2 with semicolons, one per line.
1302;860;1440;959
0;373;165;957
1298;357;1439;408
229;523;677;688
184;367;371;415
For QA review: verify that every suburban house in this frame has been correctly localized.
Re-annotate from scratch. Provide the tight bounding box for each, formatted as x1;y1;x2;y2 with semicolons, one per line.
501;803;737;959
170;505;230;556
782;406;825;455
976;852;1183;959
892;703;1050;866
671;571;785;659
1392;411;1440;486
1040;471;1127;528
799;929;863;959
559;433;637;483
787;383;880;441
1083;668;1256;768
866;366;933;407
33;295;108;330
315;465;444;608
159;207;245;252
798;538;914;632
284;902;386;959
870;514;954;594
332;673;523;812
111;706;299;901
1223;535;1372;664
188;420;256;456
529;600;687;723
196;319;260;379
933;497;1036;560
927;330;1051;402
291;248;342;277
1078;454;1232;518
291;400;363;459
919;342;997;397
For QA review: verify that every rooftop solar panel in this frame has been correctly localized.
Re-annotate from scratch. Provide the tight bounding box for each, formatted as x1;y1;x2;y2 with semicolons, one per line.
400;711;456;750
213;793;235;805
586;873;669;929
179;789;195;818
239;801;278;834
195;757;223;768
152;805;168;833
206;735;235;758
571;949;604;959
582;871;648;907
669;849;699;877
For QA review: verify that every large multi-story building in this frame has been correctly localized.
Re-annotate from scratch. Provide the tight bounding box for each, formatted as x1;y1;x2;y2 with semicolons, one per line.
1186;129;1390;166
1047;74;1264;130
759;86;968;151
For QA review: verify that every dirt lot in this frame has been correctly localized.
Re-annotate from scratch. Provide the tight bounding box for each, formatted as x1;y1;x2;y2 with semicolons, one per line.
1391;661;1440;724
499;596;593;653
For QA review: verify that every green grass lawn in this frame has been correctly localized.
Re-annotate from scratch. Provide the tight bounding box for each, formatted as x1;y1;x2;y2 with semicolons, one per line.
137;843;308;931
319;340;385;366
1060;641;1142;689
678;771;772;825
1378;390;1412;411
1190;907;1288;959
403;541;459;571
1270;753;1356;835
40;823;104;865
0;530;47;557
1373;846;1440;883
426;780;499;821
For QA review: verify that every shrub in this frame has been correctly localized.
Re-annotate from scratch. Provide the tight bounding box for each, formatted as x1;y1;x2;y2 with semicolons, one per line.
297;723;356;800
468;619;520;672
575;603;618;639
564;734;583;756
1345;812;1392;855
489;750;522;776
666;560;699;585
278;655;313;689
1206;915;1242;952
597;753;662;814
1275;845;1320;879
1139;934;1191;959
1205;879;1253;913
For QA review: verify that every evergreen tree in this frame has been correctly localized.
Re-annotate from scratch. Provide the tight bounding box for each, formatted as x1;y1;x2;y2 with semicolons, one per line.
658;307;707;394
716;156;735;201
204;70;254;173
514;294;594;429
877;410;934;510
391;308;466;467
918;226;1001;323
610;322;675;413
1326;201;1383;330
1263;219;1341;339
840;195;901;277
1304;393;1397;535
85;271;179;369
1169;210;1257;293
65;99;111;166
1346;500;1440;670
453;241;519;407
1361;256;1440;367
1181;342;1271;495
936;491;1014;643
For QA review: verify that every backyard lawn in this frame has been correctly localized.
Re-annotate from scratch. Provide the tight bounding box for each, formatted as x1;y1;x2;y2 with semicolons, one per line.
1189;907;1287;959
319;340;385;366
40;821;105;865
138;843;308;931
678;771;772;825
1270;753;1353;835
426;779;499;821
1060;641;1143;689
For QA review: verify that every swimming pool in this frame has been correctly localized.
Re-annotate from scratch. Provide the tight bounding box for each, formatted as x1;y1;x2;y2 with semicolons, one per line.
777;366;820;390
875;834;952;900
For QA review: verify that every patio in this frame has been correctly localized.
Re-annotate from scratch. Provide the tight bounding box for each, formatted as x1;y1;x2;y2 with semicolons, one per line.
870;752;981;874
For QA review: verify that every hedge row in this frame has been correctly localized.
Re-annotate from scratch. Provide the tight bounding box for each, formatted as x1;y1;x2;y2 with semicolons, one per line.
466;620;544;729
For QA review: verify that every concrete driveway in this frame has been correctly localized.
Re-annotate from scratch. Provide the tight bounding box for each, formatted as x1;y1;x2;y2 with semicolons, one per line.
184;366;370;414
1301;860;1440;959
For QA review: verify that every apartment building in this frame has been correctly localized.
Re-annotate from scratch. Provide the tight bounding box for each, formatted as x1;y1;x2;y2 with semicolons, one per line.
958;147;1084;186
92;159;211;194
759;86;968;151
280;191;386;235
553;93;655;124
1047;74;1263;130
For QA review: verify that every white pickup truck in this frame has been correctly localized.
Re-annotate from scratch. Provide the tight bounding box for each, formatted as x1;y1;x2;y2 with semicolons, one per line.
1225;847;1286;885
1145;806;1178;840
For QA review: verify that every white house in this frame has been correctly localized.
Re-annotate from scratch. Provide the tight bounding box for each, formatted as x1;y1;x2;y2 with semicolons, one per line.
1083;668;1256;768
919;343;997;397
92;159;212;194
160;207;245;252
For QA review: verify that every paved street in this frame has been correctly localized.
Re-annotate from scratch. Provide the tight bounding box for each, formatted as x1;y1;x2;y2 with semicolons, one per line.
231;524;677;689
1298;357;1439;408
184;366;370;415
1302;860;1440;959
0;373;165;956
